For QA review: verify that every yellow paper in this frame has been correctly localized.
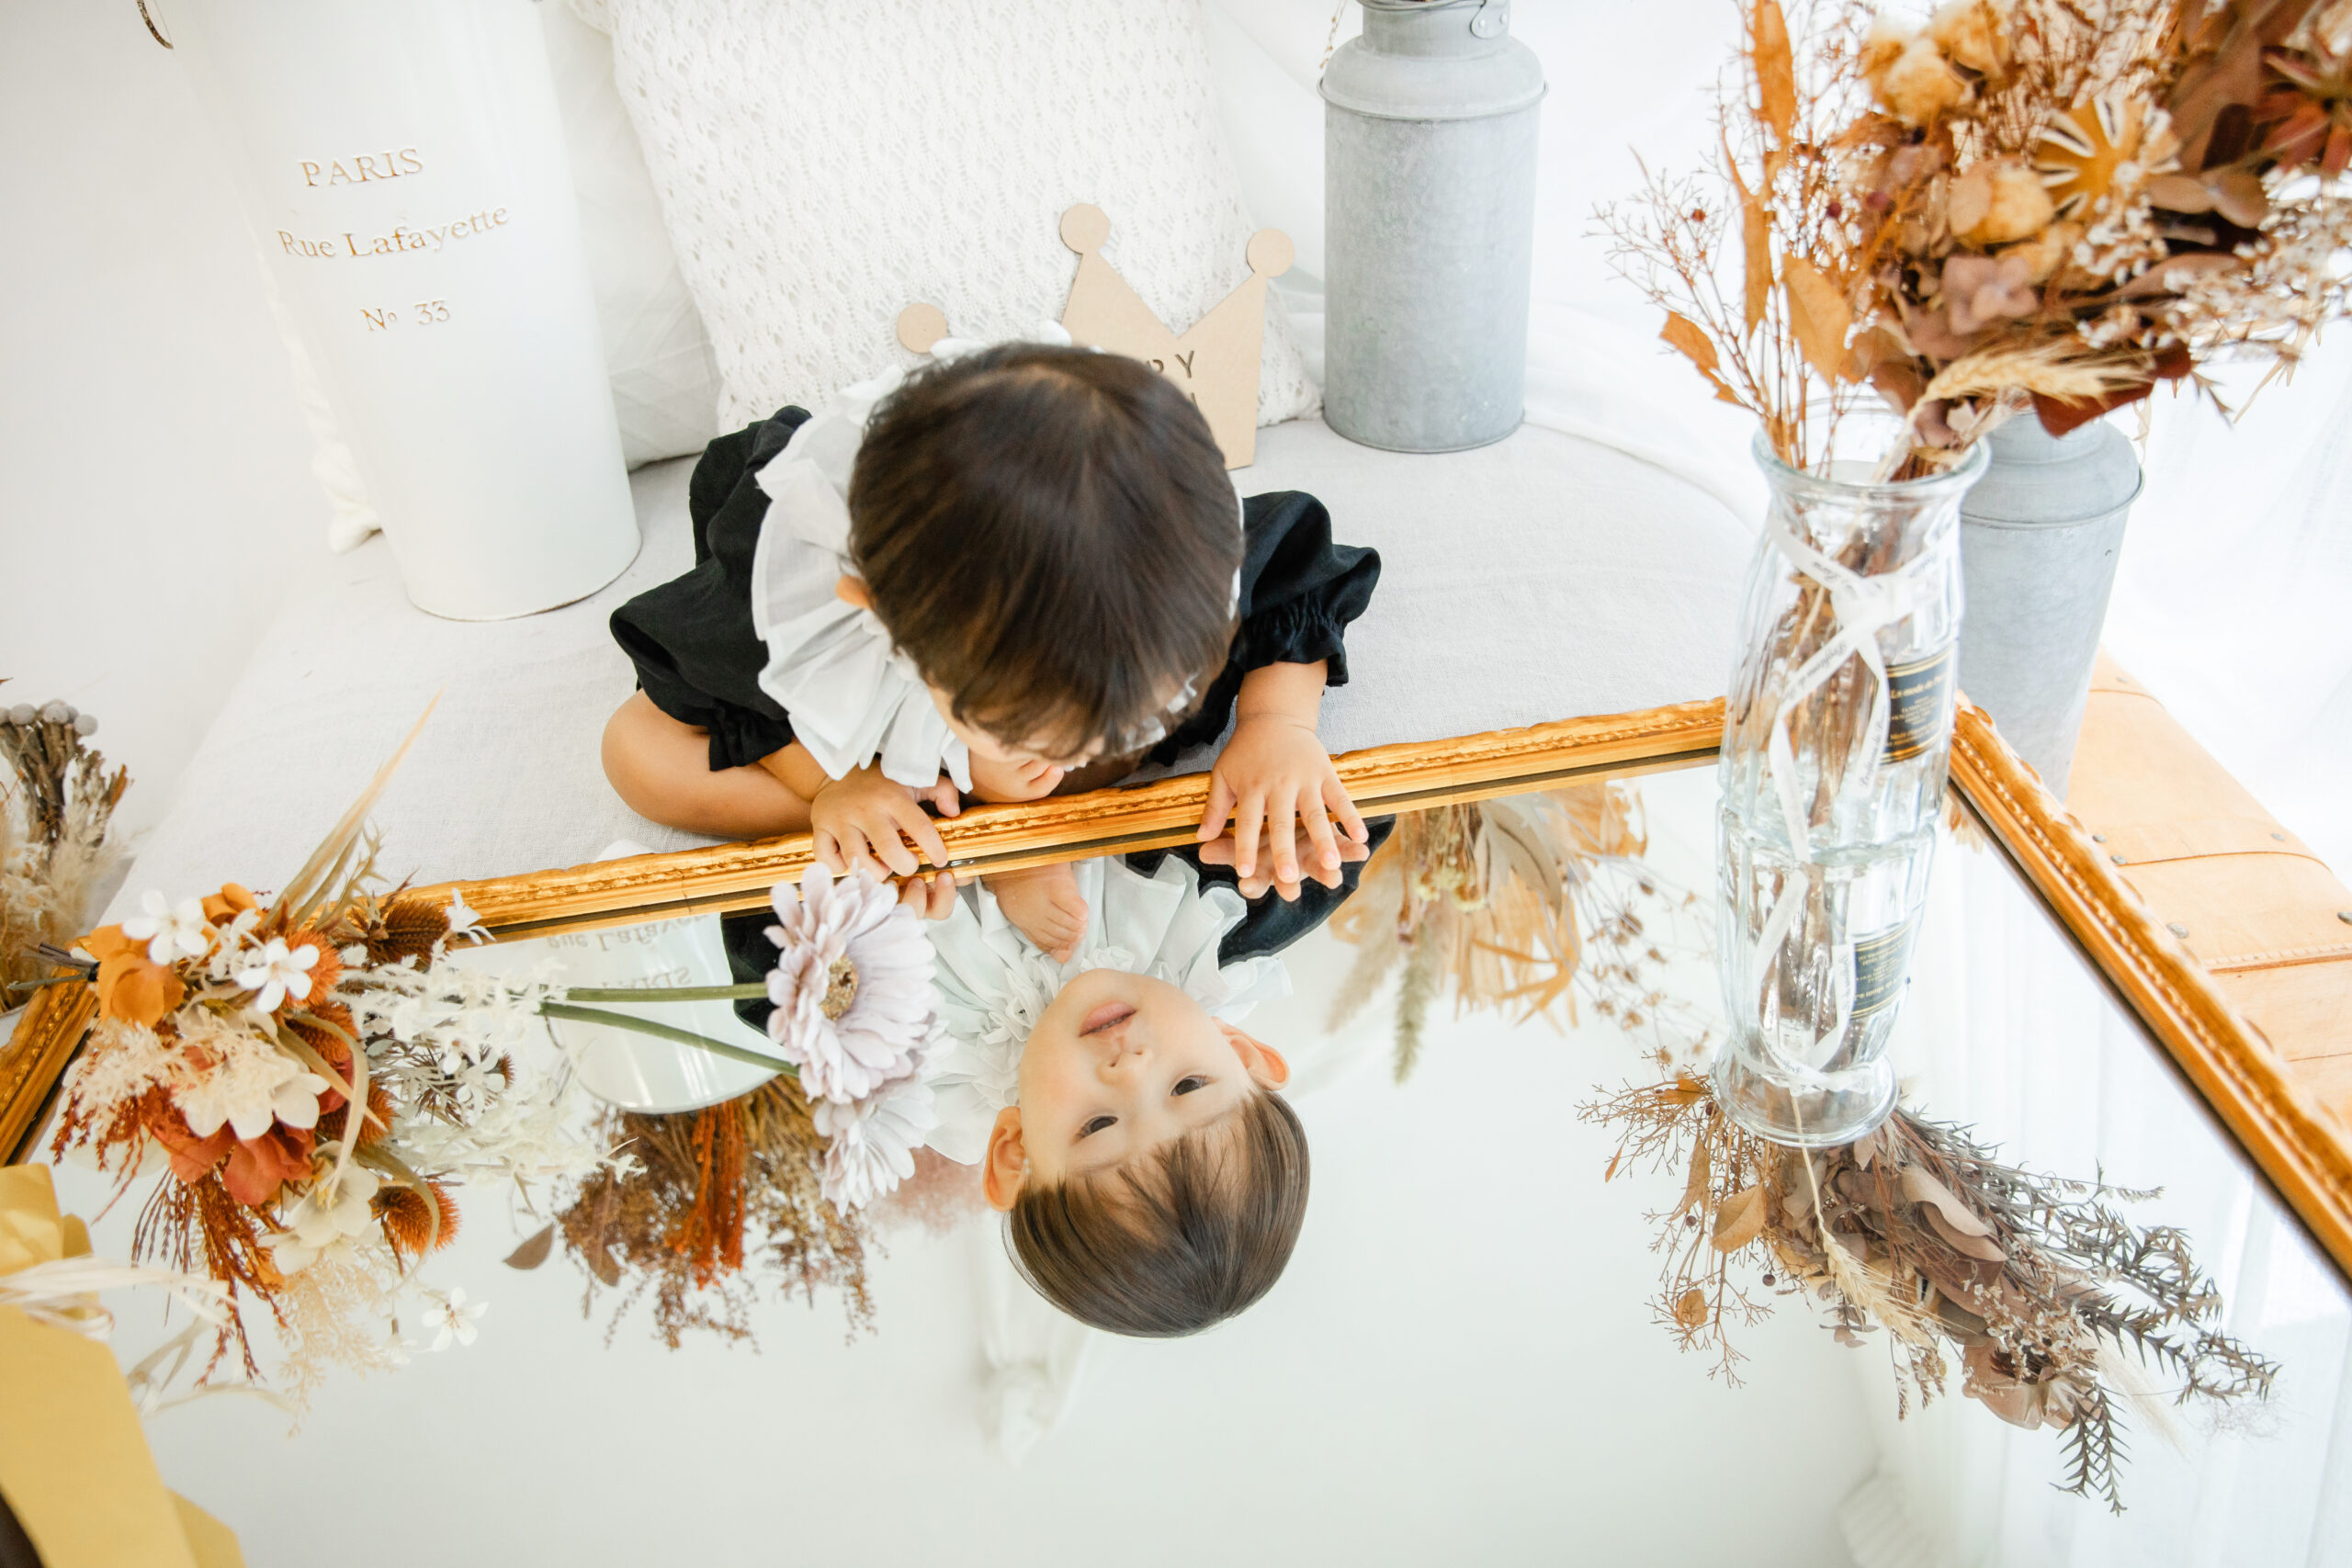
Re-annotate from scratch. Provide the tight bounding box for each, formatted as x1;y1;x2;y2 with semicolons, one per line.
0;1163;77;1274
0;1166;243;1568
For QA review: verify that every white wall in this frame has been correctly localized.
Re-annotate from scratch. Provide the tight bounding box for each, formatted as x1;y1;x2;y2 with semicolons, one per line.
0;0;322;843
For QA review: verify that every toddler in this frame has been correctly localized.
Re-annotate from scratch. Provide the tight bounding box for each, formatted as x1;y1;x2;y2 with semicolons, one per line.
605;341;1381;959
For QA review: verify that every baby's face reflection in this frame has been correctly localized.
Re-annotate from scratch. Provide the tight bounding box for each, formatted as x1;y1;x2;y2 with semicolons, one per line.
982;969;1288;1204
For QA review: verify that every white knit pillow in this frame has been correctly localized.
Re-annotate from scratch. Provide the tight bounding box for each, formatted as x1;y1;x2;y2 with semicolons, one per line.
587;0;1318;430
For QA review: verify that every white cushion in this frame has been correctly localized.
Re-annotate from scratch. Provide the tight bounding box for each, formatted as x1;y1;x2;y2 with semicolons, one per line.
98;421;1748;911
586;0;1318;427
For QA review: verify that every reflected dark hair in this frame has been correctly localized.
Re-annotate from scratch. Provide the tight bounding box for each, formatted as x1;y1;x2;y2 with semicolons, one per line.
846;344;1240;758
1005;1091;1310;1337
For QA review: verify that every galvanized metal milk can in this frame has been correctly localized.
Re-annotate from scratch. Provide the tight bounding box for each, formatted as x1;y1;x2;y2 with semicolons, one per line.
1955;418;2142;800
1322;0;1545;453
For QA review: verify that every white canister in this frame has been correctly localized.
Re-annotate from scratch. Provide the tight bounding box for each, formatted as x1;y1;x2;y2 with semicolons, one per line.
160;0;639;620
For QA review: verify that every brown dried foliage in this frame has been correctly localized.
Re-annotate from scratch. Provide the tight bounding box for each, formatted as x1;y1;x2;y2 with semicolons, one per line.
1602;0;2352;472
1327;788;1713;1082
1582;1074;2278;1510
556;1076;875;1350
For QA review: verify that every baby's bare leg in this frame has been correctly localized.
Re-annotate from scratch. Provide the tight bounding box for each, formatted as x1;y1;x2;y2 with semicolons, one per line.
601;693;813;840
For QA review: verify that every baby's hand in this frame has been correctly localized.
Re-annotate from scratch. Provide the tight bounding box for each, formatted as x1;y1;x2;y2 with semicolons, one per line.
810;764;956;877
1197;714;1368;885
1198;821;1374;901
896;869;961;920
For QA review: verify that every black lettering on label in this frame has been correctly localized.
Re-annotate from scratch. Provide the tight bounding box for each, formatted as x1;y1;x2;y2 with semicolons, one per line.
1850;921;1917;1019
1883;647;1955;763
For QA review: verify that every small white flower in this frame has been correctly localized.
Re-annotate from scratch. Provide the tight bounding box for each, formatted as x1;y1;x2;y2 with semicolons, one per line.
445;891;490;944
120;891;211;965
419;1286;487;1350
236;937;320;1015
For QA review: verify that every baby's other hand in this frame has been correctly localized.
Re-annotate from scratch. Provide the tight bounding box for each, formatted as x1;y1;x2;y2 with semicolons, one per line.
897;869;961;920
810;763;952;878
1196;714;1369;884
1198;822;1373;901
986;863;1088;962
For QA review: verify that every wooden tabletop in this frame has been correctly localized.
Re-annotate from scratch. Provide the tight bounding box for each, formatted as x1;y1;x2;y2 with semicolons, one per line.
2065;654;2352;1127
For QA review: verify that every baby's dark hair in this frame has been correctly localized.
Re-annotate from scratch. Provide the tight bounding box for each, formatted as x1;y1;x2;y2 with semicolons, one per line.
847;344;1240;759
1005;1090;1309;1337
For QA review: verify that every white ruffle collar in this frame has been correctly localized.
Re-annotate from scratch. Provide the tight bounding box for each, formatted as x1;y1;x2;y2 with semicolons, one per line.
749;324;1072;788
920;856;1290;1164
749;365;974;790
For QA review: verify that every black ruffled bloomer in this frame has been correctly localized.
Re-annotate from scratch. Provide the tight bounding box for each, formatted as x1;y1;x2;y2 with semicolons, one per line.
610;406;1382;774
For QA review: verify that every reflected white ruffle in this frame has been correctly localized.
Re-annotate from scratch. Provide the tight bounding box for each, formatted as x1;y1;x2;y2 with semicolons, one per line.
922;855;1290;1164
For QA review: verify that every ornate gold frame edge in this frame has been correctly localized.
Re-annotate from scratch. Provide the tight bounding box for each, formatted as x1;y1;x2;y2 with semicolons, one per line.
1949;701;2352;1280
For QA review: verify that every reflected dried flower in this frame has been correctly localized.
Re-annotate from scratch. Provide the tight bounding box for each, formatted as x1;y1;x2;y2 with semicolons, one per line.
1581;1075;2278;1510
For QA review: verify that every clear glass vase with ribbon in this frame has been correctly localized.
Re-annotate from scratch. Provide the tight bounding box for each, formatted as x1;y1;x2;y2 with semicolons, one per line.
1713;418;1987;1146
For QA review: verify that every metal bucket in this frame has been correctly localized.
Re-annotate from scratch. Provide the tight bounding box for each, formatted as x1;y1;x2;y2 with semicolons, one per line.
1322;0;1544;453
1956;418;2142;800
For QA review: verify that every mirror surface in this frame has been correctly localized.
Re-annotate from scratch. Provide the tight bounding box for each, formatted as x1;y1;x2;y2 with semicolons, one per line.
48;763;2346;1566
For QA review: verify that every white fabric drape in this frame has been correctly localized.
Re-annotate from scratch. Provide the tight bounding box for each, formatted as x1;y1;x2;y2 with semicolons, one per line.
1849;839;2352;1567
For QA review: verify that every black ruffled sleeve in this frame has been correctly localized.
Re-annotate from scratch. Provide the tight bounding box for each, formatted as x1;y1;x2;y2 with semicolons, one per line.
1125;816;1396;964
1150;490;1380;764
609;408;811;773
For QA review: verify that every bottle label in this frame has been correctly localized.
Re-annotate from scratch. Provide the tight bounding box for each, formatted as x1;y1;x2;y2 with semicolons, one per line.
1883;647;1956;763
1850;920;1918;1020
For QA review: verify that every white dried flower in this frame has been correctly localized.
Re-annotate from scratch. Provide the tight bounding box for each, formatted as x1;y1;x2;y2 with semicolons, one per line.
170;1010;329;1141
235;937;319;1015
266;1161;381;1274
120;891;211;965
418;1285;487;1350
763;864;937;1104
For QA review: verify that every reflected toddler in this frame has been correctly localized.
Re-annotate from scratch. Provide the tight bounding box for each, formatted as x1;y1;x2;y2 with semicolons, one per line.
921;848;1358;1336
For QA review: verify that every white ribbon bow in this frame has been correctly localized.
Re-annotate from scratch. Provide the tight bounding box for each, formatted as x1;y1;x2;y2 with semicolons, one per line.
1745;511;1939;1070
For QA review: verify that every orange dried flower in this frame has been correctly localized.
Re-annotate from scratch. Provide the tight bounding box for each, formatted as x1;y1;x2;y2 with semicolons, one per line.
201;883;261;926
81;925;186;1027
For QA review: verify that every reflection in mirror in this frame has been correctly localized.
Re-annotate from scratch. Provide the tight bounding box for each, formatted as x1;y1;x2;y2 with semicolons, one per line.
43;764;2345;1562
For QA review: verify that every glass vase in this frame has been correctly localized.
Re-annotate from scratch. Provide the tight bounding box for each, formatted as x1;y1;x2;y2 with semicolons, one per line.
1712;423;1987;1147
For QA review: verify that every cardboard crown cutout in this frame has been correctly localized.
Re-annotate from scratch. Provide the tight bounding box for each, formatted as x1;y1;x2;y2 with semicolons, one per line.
897;203;1293;468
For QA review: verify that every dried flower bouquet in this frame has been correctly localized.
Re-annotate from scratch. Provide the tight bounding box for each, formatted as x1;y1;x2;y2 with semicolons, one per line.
1581;1072;2278;1510
1603;0;2352;476
32;716;623;1393
1325;786;1714;1083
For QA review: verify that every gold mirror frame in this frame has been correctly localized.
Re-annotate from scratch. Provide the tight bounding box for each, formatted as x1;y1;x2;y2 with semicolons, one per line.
6;697;2346;1282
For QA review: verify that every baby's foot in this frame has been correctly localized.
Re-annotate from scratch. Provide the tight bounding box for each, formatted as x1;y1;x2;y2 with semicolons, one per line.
987;863;1088;962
